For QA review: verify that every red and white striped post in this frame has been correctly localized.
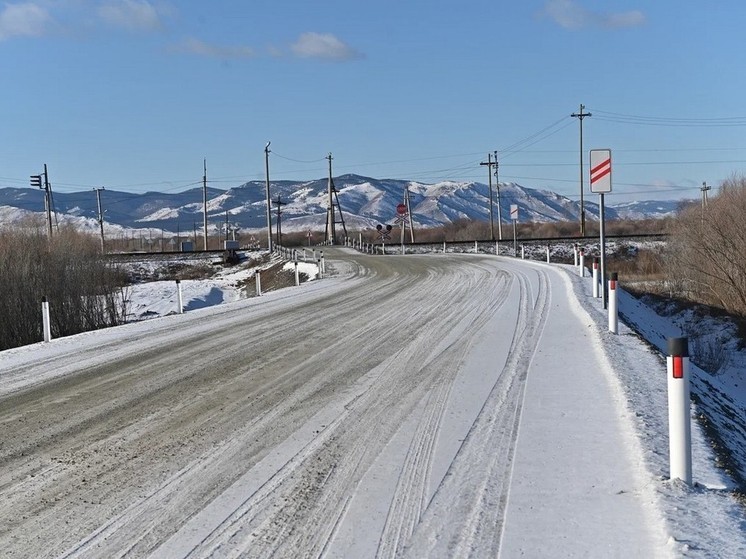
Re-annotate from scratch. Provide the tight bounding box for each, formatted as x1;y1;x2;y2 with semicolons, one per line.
41;297;52;343
176;279;184;314
667;337;692;485
592;258;600;298
608;272;618;333
256;270;262;296
294;261;300;286
578;249;585;277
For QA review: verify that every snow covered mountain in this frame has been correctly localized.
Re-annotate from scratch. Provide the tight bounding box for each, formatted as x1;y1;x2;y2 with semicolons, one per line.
0;174;680;234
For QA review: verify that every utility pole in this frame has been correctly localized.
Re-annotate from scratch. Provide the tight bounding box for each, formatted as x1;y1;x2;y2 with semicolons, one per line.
701;181;711;225
325;152;336;245
202;158;209;251
494;150;503;241
30;169;52;239
94;187;106;253
405;187;415;242
571;103;592;236
274;195;287;246
264;142;273;252
480;153;496;241
700;181;711;209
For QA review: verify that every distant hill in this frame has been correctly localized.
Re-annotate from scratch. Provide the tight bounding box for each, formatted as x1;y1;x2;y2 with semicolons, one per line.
0;174;683;235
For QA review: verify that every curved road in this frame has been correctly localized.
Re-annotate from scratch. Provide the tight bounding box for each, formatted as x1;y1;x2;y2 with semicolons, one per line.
0;249;665;558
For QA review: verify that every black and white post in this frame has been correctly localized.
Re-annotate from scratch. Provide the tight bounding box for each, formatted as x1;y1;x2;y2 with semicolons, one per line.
667;337;692;485
294;261;300;286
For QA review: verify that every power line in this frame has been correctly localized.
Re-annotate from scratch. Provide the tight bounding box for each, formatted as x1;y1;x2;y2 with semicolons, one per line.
590;108;746;127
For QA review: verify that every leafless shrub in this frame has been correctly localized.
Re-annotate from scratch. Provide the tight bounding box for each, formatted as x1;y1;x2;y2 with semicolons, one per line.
664;175;746;316
0;226;128;350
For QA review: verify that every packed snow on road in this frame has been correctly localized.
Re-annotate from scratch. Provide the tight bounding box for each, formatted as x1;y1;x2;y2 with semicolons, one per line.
0;248;743;558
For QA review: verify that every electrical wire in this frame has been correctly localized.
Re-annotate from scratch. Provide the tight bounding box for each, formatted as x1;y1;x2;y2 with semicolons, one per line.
589;108;746;127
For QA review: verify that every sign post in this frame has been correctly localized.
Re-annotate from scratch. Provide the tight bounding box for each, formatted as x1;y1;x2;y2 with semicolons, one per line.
510;204;519;256
590;149;612;309
396;203;407;255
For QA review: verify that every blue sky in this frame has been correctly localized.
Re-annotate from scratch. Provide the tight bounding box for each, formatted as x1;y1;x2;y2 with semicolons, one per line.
1;0;745;203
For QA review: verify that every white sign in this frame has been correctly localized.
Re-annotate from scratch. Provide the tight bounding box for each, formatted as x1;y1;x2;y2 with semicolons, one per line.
510;204;519;221
590;149;612;193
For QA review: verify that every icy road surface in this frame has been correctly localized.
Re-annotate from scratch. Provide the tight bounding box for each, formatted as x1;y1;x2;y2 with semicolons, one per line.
0;249;669;558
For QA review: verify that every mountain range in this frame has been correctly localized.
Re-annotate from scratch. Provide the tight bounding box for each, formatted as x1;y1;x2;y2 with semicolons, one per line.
0;174;685;237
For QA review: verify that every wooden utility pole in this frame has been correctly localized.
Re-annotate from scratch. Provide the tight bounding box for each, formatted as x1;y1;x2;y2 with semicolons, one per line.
494;150;503;241
480;153;496;241
274;195;287;246
701;181;711;225
325;153;336;244
571;103;592;236
94;187;105;253
202;159;208;250
264;142;273;251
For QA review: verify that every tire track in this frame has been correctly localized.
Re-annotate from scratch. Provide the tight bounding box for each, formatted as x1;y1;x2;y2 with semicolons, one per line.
160;259;511;558
400;267;550;558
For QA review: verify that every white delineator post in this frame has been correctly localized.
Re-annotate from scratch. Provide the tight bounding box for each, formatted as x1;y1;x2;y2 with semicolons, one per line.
474;240;478;254
521;245;525;259
608;272;618;334
667;337;692;485
317;259;323;279
578;249;585;277
320;251;326;274
546;245;550;263
176;279;184;314
573;244;578;266
592;258;599;298
294;261;300;286
256;271;262;296
41;297;52;343
443;241;446;254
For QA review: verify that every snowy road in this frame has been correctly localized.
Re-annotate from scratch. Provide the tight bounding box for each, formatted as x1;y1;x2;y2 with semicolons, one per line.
0;249;668;558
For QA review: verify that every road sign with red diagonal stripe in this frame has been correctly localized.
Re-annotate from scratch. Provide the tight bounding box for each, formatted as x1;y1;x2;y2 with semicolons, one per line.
590;149;612;193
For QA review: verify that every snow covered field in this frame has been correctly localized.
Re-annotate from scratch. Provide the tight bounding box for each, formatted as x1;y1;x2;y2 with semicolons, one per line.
0;248;743;558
